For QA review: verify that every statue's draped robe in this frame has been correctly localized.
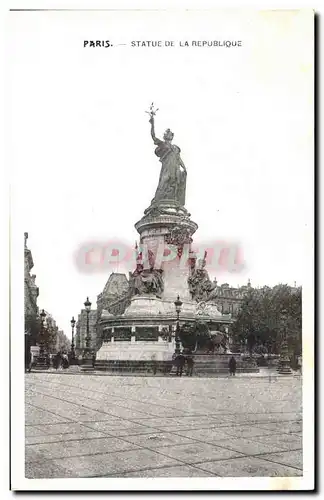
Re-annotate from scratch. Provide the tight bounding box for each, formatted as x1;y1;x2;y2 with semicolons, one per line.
153;139;186;206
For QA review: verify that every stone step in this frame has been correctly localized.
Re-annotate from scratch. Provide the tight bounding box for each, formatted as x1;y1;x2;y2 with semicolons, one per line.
94;358;259;375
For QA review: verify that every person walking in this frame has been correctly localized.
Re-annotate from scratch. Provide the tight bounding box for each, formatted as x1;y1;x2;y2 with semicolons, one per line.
186;356;194;377
62;352;69;369
229;356;237;376
25;347;32;373
53;352;61;370
176;353;185;377
45;353;51;369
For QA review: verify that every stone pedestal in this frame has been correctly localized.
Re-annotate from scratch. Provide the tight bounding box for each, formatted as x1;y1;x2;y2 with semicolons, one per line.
97;339;175;362
80;355;95;372
277;340;292;375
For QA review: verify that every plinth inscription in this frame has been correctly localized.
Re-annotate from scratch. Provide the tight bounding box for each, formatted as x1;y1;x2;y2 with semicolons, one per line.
114;327;132;341
135;326;159;341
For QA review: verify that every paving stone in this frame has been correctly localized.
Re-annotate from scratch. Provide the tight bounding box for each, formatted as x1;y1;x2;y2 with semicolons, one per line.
25;405;67;425
220;424;280;439
84;420;153;435
110;427;167;437
158;416;228;427
249;433;303;451
205;437;284;455
26;437;141;462
38;448;181;478
34;422;98;435
174;427;232;442
196;456;303;477
25;426;45;437
156;442;243;464
25;458;70;479
230;413;299;424
112;464;213;477
255;422;302;434
26;430;107;445
258;450;303;470
121;432;197;448
152;421;229;433
100;408;154;419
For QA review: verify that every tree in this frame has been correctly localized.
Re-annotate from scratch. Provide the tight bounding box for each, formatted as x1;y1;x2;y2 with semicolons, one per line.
44;325;58;353
25;315;42;346
232;284;302;357
56;330;71;352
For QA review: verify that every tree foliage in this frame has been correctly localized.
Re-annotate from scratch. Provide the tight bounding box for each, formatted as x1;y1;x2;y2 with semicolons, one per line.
25;315;42;346
232;284;302;356
25;314;68;353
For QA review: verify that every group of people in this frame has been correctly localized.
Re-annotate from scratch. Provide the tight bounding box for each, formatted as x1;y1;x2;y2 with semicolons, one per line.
172;353;237;377
52;352;70;370
172;353;194;377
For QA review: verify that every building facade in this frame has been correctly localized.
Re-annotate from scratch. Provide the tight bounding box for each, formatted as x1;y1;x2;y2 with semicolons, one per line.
97;273;130;318
24;232;39;323
75;310;98;354
209;279;252;318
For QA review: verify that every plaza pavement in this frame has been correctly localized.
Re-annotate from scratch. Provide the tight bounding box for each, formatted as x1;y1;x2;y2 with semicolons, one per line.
25;372;302;478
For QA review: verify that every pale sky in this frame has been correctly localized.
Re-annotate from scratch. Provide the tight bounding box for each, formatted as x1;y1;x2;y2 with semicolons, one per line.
9;9;313;338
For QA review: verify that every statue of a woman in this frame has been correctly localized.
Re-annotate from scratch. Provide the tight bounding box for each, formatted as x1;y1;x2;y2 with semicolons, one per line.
149;112;187;206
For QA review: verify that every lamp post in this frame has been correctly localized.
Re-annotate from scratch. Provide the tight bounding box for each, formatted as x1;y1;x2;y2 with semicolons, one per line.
70;316;76;363
84;297;92;350
81;297;94;371
34;309;49;370
174;295;183;355
39;309;47;357
278;308;292;374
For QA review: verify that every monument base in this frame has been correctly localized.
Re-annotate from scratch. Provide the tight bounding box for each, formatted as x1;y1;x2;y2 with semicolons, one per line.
95;339;175;373
96;339;175;362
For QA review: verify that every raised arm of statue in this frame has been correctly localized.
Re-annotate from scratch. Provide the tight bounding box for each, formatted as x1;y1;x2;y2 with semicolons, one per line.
149;115;162;145
146;103;162;145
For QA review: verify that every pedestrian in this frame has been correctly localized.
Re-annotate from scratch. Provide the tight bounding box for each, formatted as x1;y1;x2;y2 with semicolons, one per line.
25;347;32;373
62;353;69;369
176;353;185;377
229;355;237;376
186;356;194;377
53;352;60;370
92;352;96;369
45;353;51;369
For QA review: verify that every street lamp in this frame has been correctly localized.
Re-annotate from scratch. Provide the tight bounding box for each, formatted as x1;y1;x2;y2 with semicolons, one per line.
70;316;76;363
33;309;49;370
84;297;92;350
174;295;183;355
81;297;94;371
278;308;292;374
39;309;47;357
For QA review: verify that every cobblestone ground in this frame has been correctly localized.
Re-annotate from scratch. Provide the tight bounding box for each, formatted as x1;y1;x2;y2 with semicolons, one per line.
25;372;302;478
